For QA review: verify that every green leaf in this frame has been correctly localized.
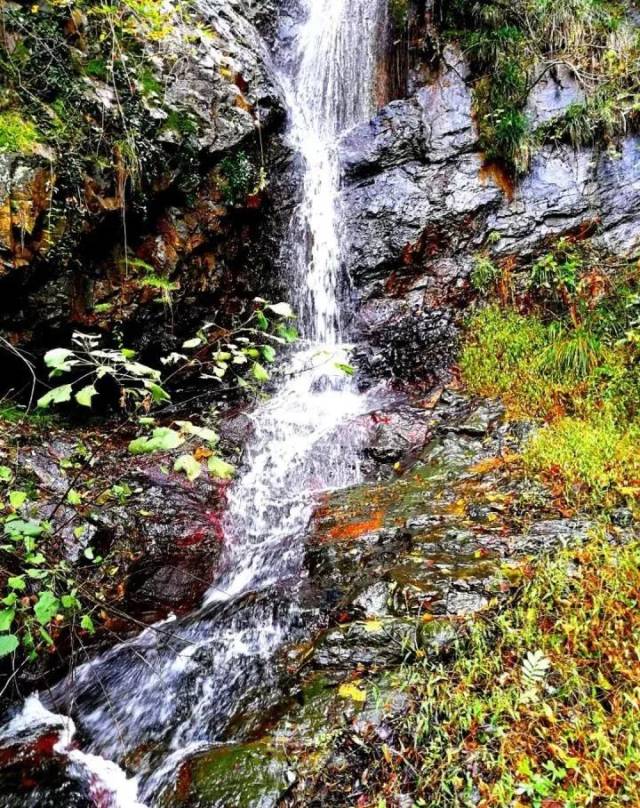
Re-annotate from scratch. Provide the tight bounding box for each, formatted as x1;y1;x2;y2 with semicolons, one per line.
8;576;25;591
335;362;355;376
2;593;17;607
176;422;218;445
34;591;60;625
0;608;15;632
0;634;18;658
276;324;298;343
261;345;276;363
61;594;81;610
9;490;27;509
67;489;82;505
252;362;269;382
75;384;98;407
207;456;235;480
26;569;50;580
39;627;54;646
83;547;94;560
0;466;12;483
182;337;202;349
43;348;74;373
254;310;269;331
80;614;95;634
144;381;171;403
173;454;202;481
25;552;46;565
128;427;184;455
266;302;295;319
4;519;45;539
37;384;73;409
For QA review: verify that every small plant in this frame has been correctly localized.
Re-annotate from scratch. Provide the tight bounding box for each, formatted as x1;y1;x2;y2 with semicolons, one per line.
37;331;169;411
470;255;501;293
0;484;100;661
128;419;235;481
218;152;262;205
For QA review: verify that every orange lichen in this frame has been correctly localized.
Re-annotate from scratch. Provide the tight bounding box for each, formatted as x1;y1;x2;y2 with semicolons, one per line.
324;511;384;542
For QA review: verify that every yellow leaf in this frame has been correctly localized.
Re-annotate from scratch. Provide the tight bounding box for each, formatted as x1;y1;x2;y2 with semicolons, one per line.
338;682;367;702
363;619;383;633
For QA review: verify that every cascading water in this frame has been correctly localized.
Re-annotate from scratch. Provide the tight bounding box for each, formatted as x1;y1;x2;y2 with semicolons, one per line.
1;1;387;804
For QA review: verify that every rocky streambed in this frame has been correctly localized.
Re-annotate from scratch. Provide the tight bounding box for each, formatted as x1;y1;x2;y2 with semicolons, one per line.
0;385;604;806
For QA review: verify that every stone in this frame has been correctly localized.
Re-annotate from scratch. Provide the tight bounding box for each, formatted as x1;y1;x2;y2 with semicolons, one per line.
526;64;586;127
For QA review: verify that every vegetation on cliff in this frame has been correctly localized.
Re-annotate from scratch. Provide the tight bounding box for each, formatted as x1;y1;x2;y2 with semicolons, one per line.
439;0;640;173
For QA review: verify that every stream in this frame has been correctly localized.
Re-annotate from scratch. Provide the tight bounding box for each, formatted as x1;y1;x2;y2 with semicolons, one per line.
0;1;391;805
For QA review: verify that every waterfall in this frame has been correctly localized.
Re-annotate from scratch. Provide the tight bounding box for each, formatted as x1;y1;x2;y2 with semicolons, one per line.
286;0;385;343
1;2;388;805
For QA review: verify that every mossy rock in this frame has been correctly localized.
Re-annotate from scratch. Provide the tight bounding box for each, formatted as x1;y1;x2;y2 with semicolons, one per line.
169;740;293;808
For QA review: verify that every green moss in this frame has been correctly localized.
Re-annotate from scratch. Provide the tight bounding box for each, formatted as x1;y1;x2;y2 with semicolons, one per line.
0;111;40;153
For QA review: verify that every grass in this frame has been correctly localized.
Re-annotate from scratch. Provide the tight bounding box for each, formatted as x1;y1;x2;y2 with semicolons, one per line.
460;302;640;511
440;0;640;173
392;531;640;807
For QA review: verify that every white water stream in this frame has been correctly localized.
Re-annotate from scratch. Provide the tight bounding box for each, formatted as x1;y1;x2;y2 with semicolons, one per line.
2;1;387;804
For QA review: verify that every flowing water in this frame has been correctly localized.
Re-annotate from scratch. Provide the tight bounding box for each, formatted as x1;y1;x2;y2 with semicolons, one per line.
2;1;388;804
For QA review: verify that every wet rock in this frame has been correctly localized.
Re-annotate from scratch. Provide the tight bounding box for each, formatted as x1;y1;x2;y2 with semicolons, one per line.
513;519;593;555
167;740;294;808
418;45;476;161
447;401;505;437
445;583;489;616
0;155;57;272
341;43;640;384
365;407;431;463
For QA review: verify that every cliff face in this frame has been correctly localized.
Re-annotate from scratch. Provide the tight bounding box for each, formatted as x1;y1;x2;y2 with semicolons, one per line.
342;2;640;386
3;0;640;389
0;0;293;373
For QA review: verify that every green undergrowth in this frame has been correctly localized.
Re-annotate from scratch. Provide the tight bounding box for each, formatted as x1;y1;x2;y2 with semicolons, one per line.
461;239;640;512
439;0;640;173
387;531;640;807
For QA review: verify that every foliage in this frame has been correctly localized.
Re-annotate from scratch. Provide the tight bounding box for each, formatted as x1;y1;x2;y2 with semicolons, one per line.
37;331;169;411
0;0;205;257
523;415;640;508
217;151;265;205
460;284;640;510
37;300;298;412
128;418;235;481
393;531;640;806
0;474;100;662
470;255;502;294
0;111;40;153
439;0;640;173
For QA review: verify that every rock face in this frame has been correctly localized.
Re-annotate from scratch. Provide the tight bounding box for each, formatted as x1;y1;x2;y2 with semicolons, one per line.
341;44;640;383
0;0;292;368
